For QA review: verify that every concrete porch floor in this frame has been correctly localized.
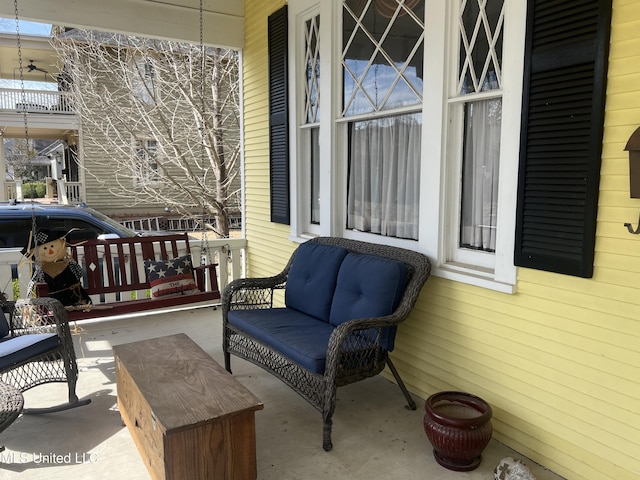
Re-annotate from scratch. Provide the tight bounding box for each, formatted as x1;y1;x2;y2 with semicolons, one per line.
1;306;565;479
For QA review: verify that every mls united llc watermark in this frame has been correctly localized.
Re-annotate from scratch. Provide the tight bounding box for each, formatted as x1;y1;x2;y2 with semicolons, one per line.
0;451;98;464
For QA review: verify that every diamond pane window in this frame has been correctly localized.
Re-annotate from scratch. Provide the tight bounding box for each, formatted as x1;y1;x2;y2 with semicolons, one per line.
342;0;425;116
453;0;505;255
458;0;504;95
305;15;321;124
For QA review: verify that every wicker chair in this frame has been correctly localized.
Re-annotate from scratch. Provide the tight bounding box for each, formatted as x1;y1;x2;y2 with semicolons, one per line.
223;237;431;450
0;297;90;413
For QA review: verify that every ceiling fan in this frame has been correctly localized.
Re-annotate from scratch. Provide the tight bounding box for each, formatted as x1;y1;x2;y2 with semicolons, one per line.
26;60;49;74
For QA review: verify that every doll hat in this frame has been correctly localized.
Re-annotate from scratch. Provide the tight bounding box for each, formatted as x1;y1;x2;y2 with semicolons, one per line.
20;228;82;258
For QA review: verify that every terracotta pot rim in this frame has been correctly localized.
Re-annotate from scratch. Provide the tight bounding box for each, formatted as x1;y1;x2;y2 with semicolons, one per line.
424;391;492;428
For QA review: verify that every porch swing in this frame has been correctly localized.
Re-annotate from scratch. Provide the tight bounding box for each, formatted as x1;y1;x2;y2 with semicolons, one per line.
28;0;222;321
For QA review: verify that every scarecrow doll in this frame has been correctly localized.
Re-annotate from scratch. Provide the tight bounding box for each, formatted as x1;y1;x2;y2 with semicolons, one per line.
22;229;92;309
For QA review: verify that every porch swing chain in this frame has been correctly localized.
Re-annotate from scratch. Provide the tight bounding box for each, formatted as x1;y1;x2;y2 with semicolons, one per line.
198;0;213;266
13;0;29;146
14;0;41;295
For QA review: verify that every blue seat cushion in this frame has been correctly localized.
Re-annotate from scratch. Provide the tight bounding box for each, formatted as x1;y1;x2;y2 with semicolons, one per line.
228;308;335;373
285;242;348;322
329;253;408;351
0;333;61;370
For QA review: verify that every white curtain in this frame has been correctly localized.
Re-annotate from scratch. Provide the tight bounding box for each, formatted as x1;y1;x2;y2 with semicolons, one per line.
347;114;421;240
460;98;502;251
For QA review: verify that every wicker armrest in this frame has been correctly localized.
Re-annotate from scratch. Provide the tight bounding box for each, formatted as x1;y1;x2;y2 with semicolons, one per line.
12;298;73;340
327;315;392;357
222;272;288;313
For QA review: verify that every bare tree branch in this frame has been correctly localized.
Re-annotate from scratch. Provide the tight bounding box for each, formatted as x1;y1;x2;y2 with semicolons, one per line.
51;30;241;237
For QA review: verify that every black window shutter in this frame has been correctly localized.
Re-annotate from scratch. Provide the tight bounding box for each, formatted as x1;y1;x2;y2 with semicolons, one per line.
515;0;612;277
268;5;290;225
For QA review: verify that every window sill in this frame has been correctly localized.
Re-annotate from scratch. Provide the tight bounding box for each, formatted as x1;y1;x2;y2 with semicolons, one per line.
288;233;317;244
434;263;516;294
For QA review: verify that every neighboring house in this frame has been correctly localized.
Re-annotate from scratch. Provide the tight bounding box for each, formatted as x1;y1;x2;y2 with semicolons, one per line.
1;30;241;232
0;1;638;479
53;29;242;231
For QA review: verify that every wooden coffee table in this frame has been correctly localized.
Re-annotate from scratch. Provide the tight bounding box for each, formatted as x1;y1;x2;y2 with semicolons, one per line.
113;333;263;480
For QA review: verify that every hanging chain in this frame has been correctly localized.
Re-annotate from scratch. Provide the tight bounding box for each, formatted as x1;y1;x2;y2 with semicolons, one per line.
198;0;212;264
14;0;40;290
14;0;29;144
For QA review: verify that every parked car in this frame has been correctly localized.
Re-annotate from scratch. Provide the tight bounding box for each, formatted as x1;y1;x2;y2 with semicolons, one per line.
0;201;139;250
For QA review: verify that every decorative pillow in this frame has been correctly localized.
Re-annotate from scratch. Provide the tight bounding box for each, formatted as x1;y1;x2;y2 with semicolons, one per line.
144;255;199;298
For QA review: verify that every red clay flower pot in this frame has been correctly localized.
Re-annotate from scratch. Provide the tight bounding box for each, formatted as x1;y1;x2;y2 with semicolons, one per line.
423;391;493;471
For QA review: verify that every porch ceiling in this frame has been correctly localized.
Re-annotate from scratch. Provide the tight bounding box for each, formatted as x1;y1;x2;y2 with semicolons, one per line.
0;32;60;82
0;0;244;58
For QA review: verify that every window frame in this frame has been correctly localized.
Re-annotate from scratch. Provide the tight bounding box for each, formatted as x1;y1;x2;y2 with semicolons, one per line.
133;137;160;187
301;10;322;235
289;1;332;239
287;0;527;293
426;0;525;292
441;0;507;273
131;57;157;105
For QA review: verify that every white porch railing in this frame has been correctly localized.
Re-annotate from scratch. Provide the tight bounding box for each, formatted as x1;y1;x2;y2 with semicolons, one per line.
0;237;246;303
60;181;83;204
4;180;84;205
0;88;74;114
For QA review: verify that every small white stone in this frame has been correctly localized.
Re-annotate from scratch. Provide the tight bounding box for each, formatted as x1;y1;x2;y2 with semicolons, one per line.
494;456;537;480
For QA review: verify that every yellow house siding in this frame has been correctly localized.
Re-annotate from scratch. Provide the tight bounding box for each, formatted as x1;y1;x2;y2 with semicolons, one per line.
389;2;640;477
391;2;639;478
396;269;639;479
240;1;639;478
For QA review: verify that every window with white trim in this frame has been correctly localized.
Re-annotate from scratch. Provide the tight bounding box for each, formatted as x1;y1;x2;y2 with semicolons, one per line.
342;0;424;241
133;138;159;185
132;59;156;105
304;13;321;228
287;0;526;292
289;2;321;235
445;0;504;270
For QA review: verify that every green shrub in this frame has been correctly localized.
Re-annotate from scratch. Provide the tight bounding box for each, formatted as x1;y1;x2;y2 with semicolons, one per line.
22;182;46;198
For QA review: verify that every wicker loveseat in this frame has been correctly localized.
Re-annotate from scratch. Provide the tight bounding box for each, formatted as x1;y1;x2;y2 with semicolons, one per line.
222;237;431;450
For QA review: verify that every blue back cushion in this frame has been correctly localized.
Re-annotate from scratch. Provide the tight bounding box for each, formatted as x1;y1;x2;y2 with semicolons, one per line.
285;242;348;322
329;253;408;350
